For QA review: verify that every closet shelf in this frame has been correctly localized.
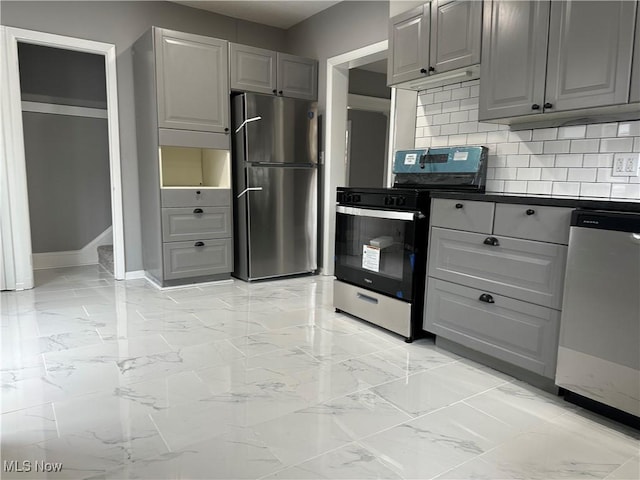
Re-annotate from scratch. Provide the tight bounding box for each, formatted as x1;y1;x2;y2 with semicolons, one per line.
21;101;107;119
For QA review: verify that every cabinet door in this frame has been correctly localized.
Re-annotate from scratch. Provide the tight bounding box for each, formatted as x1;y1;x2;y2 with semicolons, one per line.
276;53;317;100
629;5;640;103
229;43;277;95
430;0;482;74
545;1;636;112
478;0;550;121
163;238;232;280
155;29;229;133
388;5;430;85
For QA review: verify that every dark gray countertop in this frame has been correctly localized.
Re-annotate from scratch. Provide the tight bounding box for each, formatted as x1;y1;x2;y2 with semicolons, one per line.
430;191;640;213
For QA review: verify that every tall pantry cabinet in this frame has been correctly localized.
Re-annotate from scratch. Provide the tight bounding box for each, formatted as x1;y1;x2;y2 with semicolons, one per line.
133;27;233;287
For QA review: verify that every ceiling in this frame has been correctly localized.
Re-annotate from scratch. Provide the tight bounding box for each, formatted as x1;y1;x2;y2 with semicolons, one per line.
173;1;342;29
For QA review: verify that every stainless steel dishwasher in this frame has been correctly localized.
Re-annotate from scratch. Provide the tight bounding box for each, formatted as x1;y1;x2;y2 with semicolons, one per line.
556;209;640;421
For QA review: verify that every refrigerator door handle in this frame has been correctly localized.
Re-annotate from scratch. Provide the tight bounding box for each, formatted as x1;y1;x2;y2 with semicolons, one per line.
237;186;263;199
235;116;262;133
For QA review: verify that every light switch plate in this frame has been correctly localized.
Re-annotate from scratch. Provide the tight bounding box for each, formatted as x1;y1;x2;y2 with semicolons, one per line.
612;153;640;177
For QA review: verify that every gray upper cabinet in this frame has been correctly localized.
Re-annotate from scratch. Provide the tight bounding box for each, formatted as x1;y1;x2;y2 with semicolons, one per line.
277;53;318;100
627;2;640;103
229;43;277;95
479;0;550;121
430;0;482;74
155;28;229;133
229;44;317;100
545;1;636;112
388;5;430;85
480;0;638;122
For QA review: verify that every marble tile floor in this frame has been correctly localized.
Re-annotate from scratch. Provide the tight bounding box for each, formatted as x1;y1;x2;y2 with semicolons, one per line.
1;265;638;479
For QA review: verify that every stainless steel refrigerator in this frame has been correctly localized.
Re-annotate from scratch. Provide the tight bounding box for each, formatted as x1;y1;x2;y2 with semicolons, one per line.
231;93;318;281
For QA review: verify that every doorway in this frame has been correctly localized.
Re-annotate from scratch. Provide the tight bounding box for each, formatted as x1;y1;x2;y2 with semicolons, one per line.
0;27;124;290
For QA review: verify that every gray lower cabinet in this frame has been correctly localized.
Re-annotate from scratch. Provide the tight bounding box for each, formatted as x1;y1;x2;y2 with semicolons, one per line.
479;0;638;122
155;28;229;133
424;198;571;379
426;278;561;378
229;44;318;100
163;238;232;280
161;207;231;242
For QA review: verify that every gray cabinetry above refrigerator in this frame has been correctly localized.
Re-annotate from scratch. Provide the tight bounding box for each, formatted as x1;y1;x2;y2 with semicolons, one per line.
229;43;318;100
479;0;639;126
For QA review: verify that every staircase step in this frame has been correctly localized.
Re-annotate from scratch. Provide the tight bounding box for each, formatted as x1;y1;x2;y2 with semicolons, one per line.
97;244;114;273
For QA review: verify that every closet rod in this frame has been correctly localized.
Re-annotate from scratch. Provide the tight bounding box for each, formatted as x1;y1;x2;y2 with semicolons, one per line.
21;101;107;119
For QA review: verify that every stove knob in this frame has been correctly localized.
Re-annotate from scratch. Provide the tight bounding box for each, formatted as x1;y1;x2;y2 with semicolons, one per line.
344;194;352;202
384;196;395;206
395;196;406;206
353;194;361;203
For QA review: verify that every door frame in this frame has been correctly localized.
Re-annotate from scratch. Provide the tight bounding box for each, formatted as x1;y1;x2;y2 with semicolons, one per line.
0;26;125;289
323;40;389;276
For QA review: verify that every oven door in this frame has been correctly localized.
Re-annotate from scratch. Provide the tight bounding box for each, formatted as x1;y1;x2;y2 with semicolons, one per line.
334;206;421;301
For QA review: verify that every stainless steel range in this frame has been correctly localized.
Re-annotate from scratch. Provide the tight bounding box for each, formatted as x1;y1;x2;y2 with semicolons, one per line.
334;146;488;342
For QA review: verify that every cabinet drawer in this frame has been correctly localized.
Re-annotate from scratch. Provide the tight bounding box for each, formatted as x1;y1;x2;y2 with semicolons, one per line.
163;238;232;280
430;198;495;234
161;188;231;207
425;279;560;378
428;227;567;309
161;207;231;242
493;203;572;244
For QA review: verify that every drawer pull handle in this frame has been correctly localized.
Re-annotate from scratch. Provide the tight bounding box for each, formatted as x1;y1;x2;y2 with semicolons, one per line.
193;208;204;214
194;241;205;247
483;236;500;246
196;190;201;195
357;292;379;304
526;209;535;216
479;293;495;304
455;203;464;209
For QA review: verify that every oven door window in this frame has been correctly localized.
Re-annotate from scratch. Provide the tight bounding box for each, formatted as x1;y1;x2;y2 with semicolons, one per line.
335;211;416;300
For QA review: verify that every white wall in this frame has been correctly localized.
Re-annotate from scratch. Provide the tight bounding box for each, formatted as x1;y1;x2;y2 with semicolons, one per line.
415;79;640;198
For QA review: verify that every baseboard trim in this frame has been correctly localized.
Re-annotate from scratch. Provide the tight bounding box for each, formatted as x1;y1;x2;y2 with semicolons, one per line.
144;273;233;291
124;270;146;280
32;227;113;270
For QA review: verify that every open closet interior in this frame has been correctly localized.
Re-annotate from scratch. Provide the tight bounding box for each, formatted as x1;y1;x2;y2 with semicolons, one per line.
18;43;113;272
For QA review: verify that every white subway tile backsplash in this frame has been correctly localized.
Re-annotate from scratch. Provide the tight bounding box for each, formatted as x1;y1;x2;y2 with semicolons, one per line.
519;141;544;155
497;143;520;155
570;139;600;153
580;183;611;197
541;168;568;181
413;80;640;200
610;184;640;199
582;153;613;168
554;154;583;167
505;154;530;168
529;155;555;168
543;140;570;154
567;168;597;182
617;121;640;137
526;181;553;195
450;111;469;123
552;182;581;196
532;128;558;141
558;125;586;139
586;123;618;138
517;168;541;180
600;137;634;153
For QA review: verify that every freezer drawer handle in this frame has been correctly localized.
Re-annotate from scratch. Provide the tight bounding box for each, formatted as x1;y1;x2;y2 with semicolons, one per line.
194;241;205;247
237;187;263;198
357;292;379;304
479;293;495;304
483;236;500;246
526;209;535;216
193;208;204;214
455;203;464;209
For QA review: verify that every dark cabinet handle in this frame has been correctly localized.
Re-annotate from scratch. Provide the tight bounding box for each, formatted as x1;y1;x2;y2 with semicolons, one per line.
544;102;553;109
193;208;203;214
278;90;283;95
428;66;435;72
420;68;427;74
224;127;229;133
526;209;535;216
479;293;495;304
483;236;500;246
194;241;205;247
531;104;540;110
455;203;464;209
272;89;277;94
196;190;201;195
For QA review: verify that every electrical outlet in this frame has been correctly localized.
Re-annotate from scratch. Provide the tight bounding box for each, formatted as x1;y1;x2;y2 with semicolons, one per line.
612;154;640;177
